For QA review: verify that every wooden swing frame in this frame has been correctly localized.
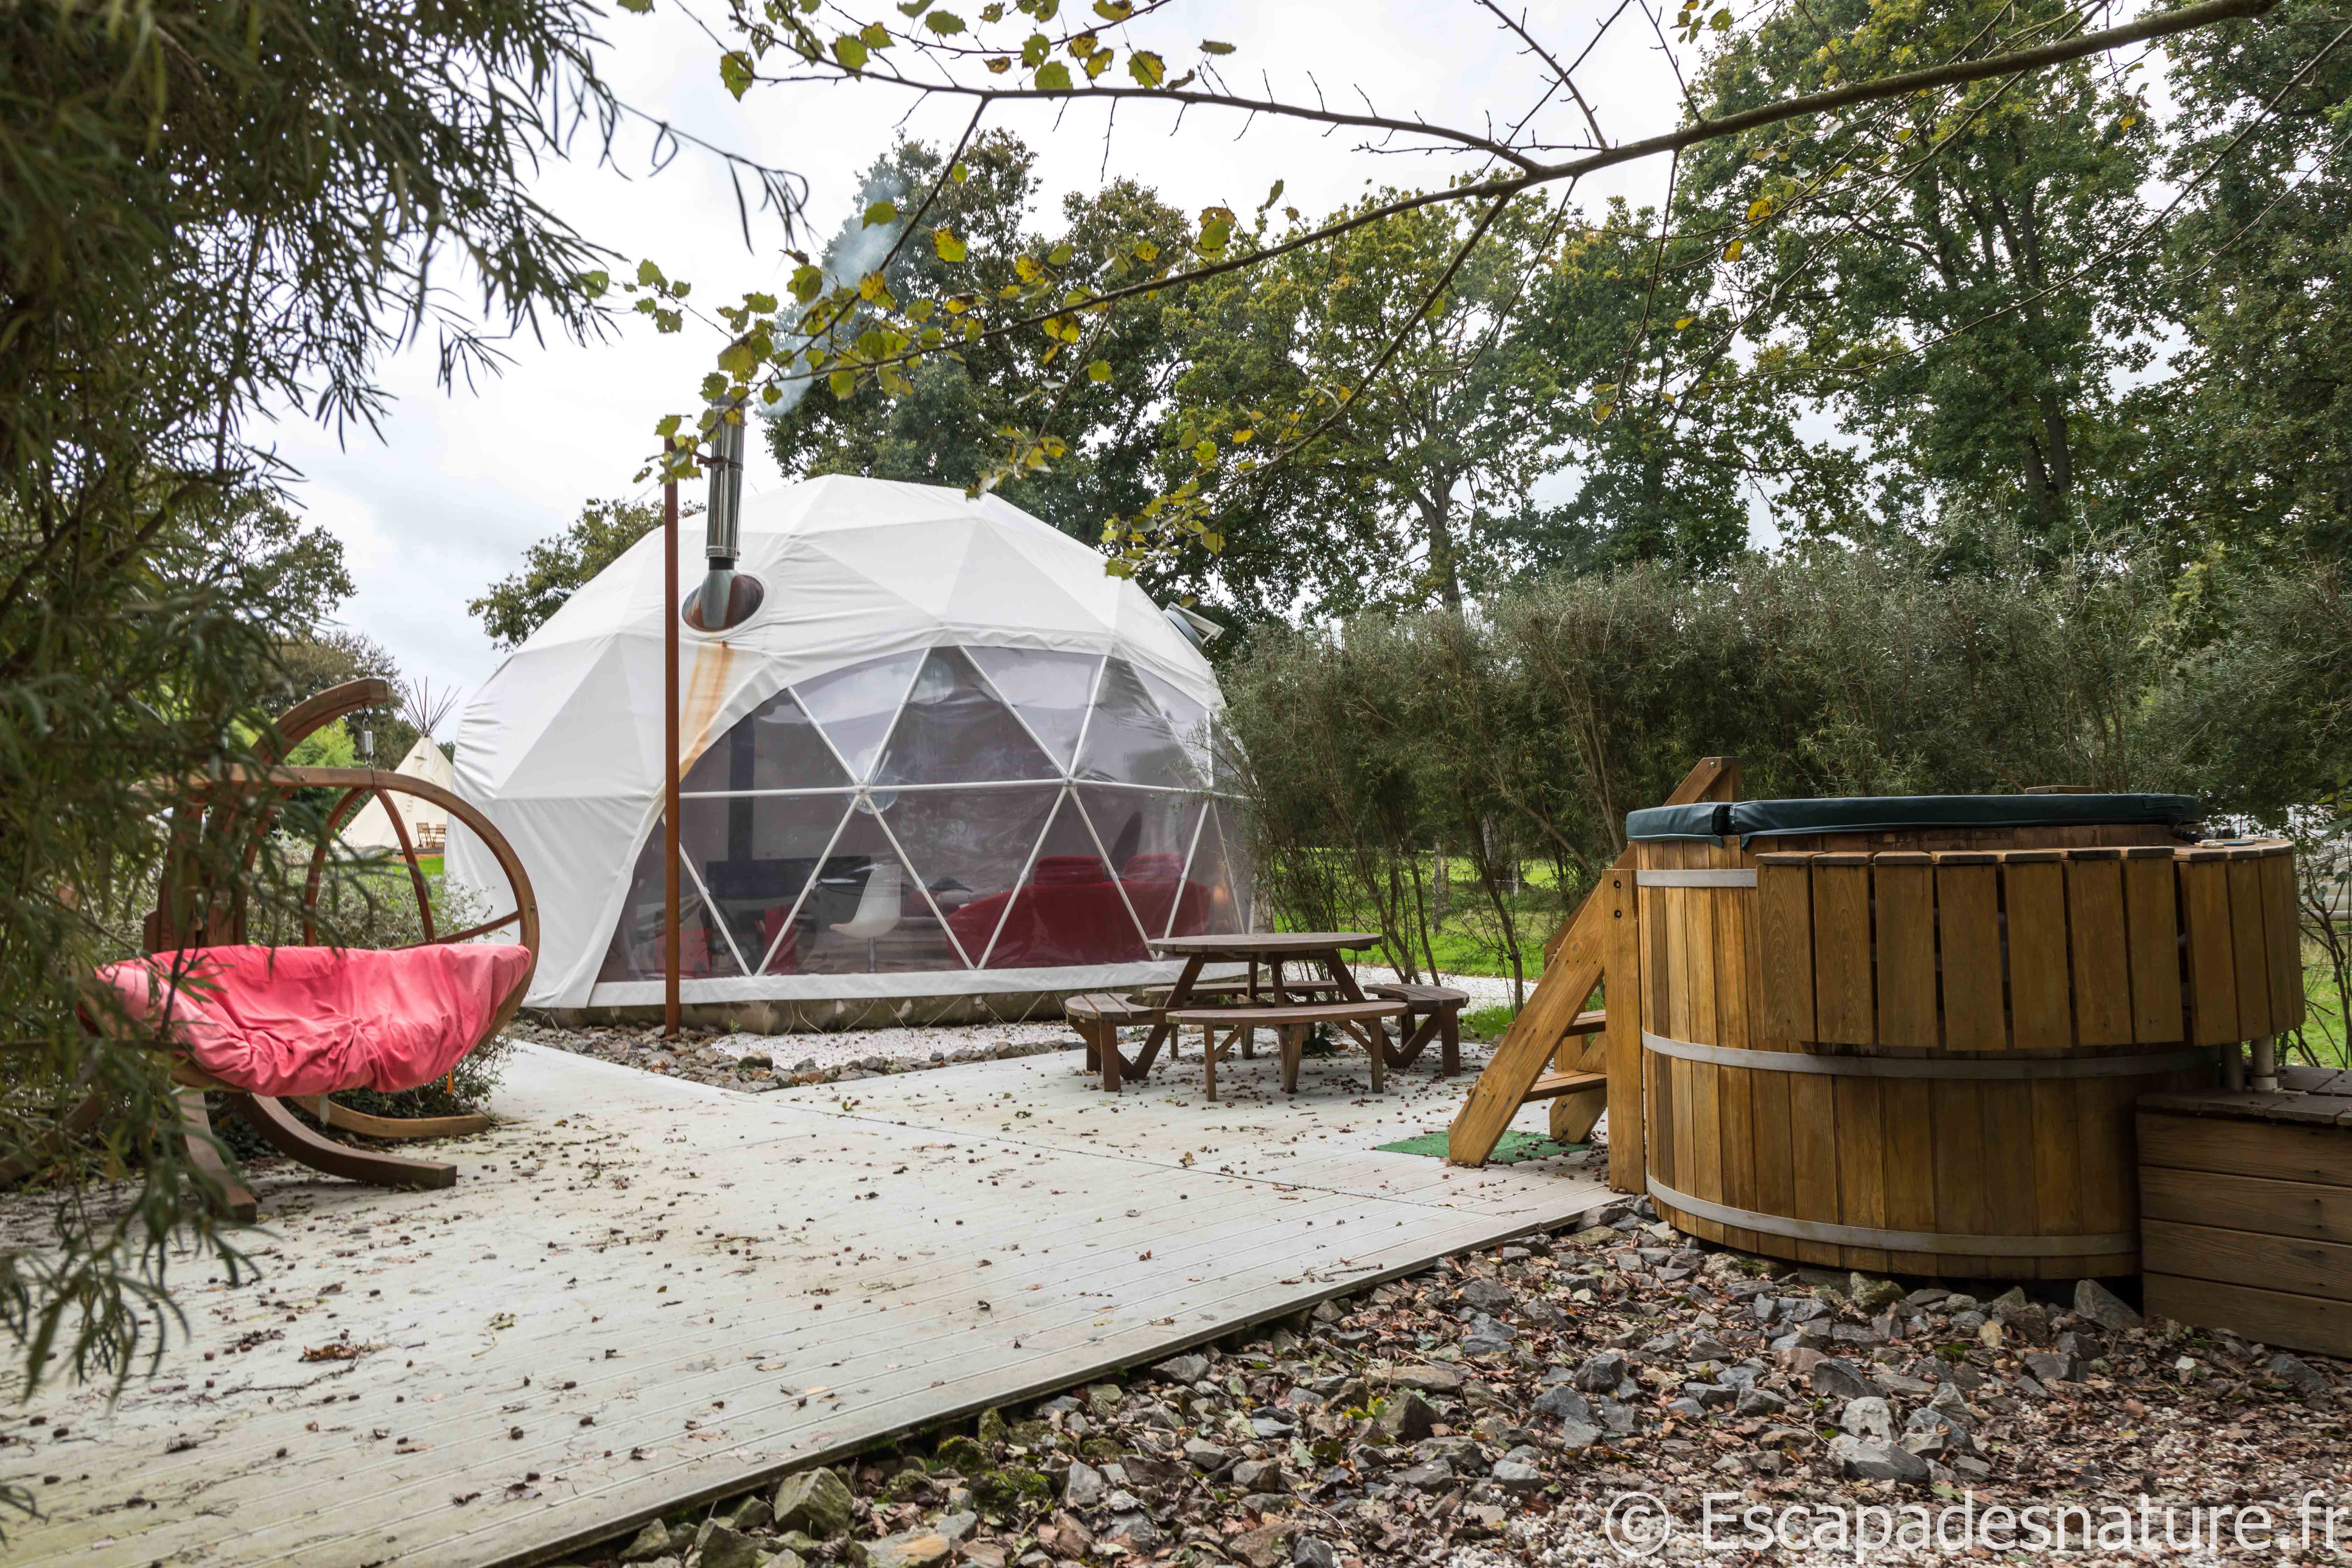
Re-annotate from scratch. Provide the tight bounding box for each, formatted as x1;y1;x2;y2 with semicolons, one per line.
117;678;540;1220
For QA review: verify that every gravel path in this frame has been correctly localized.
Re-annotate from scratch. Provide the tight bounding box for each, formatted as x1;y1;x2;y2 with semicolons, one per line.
544;1194;2352;1568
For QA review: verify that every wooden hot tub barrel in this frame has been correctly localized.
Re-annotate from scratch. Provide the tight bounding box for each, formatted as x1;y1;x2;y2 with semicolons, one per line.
1627;794;2301;1278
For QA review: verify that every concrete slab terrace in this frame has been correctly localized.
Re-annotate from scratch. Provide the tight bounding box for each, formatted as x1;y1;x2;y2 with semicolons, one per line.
0;1037;1606;1568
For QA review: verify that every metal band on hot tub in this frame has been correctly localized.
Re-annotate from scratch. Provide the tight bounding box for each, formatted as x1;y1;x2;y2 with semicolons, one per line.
1641;1030;2215;1080
1644;1175;2140;1258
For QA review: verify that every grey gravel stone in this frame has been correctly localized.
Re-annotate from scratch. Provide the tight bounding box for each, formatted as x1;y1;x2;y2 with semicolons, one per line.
1811;1358;1879;1401
1062;1460;1107;1509
2270;1353;2334;1396
1532;1384;1591;1423
1831;1434;1931;1481
2074;1279;2143;1331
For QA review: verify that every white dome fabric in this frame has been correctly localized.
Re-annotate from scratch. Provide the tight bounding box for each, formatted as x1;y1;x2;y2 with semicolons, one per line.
447;476;1247;1011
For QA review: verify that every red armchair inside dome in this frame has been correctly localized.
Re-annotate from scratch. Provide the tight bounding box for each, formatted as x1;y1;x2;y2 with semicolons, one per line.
946;853;1209;967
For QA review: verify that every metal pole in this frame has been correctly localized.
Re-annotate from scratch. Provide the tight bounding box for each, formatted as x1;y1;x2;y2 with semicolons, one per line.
664;442;682;1039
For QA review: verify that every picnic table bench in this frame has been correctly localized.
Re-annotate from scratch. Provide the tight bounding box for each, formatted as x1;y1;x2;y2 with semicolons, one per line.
1166;999;1405;1100
1363;981;1472;1075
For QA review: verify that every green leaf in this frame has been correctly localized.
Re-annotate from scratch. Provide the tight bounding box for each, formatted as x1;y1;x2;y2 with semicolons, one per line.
655;413;684;438
1257;178;1284;213
745;291;777;314
896;0;931;14
1087;359;1112;382
864;200;899;227
636;258;666;287
1021;31;1050;65
1711;7;1731;29
932;228;967;262
1092;0;1133;17
790;264;825;303
1047;243;1073;266
615;0;652;10
1126;50;1166;86
925;11;966;35
833;34;869;69
1192;438;1218;467
579;270;610;299
717;341;756;376
720;50;756;100
950;161;970;183
861;22;892;47
1200;39;1234;54
1034;60;1072;90
1202;533;1223;553
829;369;859;398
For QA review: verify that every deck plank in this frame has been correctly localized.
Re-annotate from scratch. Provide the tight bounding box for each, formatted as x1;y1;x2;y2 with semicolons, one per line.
1;1043;1604;1568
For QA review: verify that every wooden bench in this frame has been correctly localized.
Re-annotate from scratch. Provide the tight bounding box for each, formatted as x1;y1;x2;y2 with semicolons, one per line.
1166;1000;1407;1100
1364;982;1473;1076
1064;991;1162;1091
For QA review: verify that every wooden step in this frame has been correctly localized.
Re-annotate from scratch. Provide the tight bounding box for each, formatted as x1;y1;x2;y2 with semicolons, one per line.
1523;1070;1608;1102
1562;1008;1606;1036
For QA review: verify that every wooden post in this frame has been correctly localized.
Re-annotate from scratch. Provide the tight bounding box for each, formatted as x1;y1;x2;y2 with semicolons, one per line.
1605;863;1644;1194
663;445;681;1039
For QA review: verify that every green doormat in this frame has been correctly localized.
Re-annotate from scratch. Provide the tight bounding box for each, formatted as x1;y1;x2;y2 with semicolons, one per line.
1373;1130;1589;1163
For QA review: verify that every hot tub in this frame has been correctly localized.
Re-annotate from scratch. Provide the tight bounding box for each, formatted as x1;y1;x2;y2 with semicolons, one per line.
1623;793;2300;1279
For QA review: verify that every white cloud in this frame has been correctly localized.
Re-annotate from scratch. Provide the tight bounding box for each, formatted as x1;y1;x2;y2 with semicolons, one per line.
269;0;1684;693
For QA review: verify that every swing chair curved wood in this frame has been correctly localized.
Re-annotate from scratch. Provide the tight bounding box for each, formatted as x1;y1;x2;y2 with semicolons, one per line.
104;678;540;1220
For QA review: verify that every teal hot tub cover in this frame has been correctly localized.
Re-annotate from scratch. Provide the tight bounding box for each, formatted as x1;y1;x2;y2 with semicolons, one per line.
1626;793;2201;843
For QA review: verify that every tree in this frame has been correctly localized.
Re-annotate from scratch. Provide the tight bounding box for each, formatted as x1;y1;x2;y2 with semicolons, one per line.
1675;0;2165;553
1161;192;1574;616
1;0;613;1401
2136;0;2352;564
764;132;1198;547
646;0;2268;579
471;497;667;650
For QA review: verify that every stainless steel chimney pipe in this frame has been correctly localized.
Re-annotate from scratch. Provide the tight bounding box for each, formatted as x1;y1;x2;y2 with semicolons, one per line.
696;397;747;629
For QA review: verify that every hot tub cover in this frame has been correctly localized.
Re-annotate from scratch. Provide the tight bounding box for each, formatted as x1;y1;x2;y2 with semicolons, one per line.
1627;793;2201;843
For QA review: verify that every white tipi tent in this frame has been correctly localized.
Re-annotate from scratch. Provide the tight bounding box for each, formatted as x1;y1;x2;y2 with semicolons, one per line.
344;734;456;851
446;476;1250;1020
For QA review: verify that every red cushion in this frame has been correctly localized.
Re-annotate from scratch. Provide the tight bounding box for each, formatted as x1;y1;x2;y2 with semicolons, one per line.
93;944;532;1098
1031;855;1109;886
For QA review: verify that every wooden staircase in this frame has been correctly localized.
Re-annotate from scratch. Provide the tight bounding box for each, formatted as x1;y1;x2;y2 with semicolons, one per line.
1445;757;1741;1190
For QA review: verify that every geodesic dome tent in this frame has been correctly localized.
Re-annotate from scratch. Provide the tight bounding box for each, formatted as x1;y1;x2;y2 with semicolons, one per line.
446;475;1250;1023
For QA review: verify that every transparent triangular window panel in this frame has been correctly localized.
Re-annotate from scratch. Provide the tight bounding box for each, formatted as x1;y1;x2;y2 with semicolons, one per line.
682;793;856;976
792;650;926;783
1073;657;1202;789
596;802;750;981
874;784;1060;969
1136;668;1215;792
683;687;852;795
1178;801;1250;936
982;792;1148;967
790;801;966;973
1077;785;1206;942
964;646;1101;772
873;647;1056;788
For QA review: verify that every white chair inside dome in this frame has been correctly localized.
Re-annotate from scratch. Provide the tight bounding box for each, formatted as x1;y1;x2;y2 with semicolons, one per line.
836;860;902;972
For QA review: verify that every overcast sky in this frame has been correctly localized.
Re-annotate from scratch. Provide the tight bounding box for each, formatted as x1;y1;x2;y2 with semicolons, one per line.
272;1;1687;706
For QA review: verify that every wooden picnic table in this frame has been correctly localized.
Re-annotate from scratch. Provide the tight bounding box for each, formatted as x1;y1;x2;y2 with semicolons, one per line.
1093;932;1383;1087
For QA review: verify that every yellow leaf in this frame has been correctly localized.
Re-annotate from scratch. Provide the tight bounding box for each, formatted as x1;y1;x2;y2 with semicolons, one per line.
1087;359;1113;382
1674;316;1696;330
1723;238;1744;261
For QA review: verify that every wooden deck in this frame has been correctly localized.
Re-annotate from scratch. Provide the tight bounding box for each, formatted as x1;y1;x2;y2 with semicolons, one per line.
1;1038;1603;1567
